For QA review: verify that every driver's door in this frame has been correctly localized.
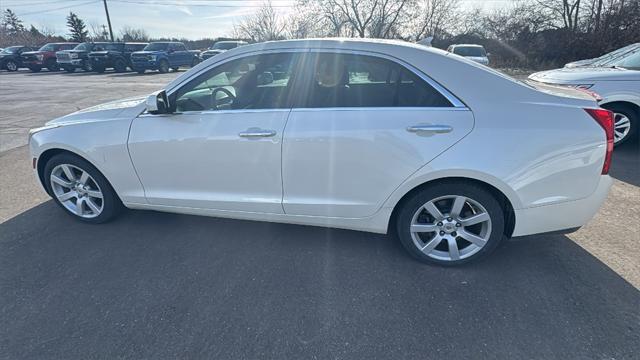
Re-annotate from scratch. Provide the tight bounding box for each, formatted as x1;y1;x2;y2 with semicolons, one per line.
127;52;301;213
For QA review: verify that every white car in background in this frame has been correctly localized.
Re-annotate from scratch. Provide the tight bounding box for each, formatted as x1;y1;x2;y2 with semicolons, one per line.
530;47;639;146
565;43;639;68
447;44;490;65
29;39;612;265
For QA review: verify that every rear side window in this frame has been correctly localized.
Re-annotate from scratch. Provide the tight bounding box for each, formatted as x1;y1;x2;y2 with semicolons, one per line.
300;53;452;108
171;43;187;51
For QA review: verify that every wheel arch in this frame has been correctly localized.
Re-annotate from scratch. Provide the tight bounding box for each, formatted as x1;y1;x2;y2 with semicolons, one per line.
600;100;640;117
387;176;517;238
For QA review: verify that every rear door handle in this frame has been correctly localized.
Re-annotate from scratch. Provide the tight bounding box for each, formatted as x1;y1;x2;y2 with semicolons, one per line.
238;128;277;138
406;125;453;134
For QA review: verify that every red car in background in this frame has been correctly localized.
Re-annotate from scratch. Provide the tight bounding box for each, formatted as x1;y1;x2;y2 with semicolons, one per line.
21;42;78;72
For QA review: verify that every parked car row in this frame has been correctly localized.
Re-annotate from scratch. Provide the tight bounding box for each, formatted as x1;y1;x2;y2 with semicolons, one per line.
0;40;247;74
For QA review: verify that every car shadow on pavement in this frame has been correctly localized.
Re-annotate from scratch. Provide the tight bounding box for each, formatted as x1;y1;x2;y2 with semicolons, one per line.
1;201;638;359
610;140;640;187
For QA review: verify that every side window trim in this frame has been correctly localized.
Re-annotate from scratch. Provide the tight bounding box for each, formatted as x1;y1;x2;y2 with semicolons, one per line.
297;49;466;109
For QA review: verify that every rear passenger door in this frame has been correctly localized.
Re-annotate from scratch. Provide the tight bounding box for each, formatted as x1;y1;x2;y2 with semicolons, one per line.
281;51;475;218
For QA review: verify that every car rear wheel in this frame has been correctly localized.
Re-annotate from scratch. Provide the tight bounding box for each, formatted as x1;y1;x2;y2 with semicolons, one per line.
172;66;179;72
44;153;123;224
83;61;93;72
602;103;637;146
114;59;127;73
158;59;169;73
64;66;75;73
5;60;18;71
95;65;106;73
395;182;505;265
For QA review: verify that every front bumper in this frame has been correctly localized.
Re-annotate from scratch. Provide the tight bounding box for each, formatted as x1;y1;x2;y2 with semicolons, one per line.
512;175;612;237
58;59;85;68
131;59;159;70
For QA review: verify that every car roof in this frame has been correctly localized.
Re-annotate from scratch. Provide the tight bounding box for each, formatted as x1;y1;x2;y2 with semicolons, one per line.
451;44;485;48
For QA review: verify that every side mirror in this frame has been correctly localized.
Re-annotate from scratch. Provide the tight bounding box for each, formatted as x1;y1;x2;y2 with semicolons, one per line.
257;71;274;85
168;48;175;53
487;53;492;57
146;90;170;114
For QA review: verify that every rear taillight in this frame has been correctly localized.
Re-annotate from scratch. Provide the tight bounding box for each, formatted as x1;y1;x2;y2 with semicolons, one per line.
585;108;614;174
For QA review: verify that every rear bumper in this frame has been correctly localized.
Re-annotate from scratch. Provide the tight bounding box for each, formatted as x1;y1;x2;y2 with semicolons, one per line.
512;175;612;237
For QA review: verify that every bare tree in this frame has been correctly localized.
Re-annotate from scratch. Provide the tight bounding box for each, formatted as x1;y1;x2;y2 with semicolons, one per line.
119;26;149;42
234;1;286;42
410;0;460;41
536;0;583;31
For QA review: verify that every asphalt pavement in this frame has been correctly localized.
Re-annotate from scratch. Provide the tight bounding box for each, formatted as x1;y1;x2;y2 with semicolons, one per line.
0;69;638;359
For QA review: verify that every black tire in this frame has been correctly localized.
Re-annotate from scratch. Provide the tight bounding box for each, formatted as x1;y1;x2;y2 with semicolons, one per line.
43;153;123;224
64;66;75;73
136;68;145;74
29;66;42;73
601;103;638;147
83;61;93;72
172;66;179;72
5;60;18;71
158;59;169;73
95;65;106;73
191;58;200;67
395;181;505;266
114;59;127;73
46;59;60;72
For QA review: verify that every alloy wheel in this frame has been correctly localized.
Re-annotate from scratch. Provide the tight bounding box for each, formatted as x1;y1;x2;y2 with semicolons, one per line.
6;61;17;71
50;164;104;218
410;195;492;261
613;112;631;144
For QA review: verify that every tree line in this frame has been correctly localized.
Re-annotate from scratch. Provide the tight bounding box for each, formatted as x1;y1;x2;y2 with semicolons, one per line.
2;0;638;69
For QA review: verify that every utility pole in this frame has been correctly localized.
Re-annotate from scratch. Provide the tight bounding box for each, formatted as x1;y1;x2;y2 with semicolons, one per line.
102;0;114;41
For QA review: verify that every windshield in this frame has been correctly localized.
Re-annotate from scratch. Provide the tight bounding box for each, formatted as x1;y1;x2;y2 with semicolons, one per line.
1;46;21;54
73;43;94;51
144;43;169;51
212;42;238;50
596;46;640;67
93;43;123;51
453;46;486;57
38;44;55;52
608;49;640;69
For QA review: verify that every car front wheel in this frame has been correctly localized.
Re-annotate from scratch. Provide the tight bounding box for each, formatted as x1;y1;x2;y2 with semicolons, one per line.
396;182;505;265
44;153;122;223
158;59;169;73
5;60;18;71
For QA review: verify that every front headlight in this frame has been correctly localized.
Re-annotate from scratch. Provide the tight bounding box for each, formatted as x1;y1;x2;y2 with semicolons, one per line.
36;54;44;61
70;53;79;59
148;55;157;61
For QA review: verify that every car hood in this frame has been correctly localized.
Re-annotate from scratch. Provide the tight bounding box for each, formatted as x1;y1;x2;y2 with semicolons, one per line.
89;51;111;56
529;66;639;83
132;51;163;56
45;96;147;126
21;51;44;56
203;49;224;54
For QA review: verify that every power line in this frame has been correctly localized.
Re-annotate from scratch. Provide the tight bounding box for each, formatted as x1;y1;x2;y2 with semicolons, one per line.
13;0;99;16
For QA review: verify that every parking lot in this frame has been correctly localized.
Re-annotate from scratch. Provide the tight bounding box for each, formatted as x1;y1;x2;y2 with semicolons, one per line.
1;69;638;358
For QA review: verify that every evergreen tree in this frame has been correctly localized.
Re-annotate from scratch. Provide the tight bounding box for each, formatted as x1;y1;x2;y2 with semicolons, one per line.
2;9;25;36
66;11;88;42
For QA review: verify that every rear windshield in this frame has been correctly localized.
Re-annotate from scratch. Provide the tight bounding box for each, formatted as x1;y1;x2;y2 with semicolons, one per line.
73;43;94;51
144;43;169;51
453;46;486;57
212;42;238;50
609;49;640;70
1;46;21;54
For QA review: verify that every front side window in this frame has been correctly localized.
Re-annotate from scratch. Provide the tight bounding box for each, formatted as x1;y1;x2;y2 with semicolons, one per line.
144;43;169;51
39;44;55;52
73;43;93;51
174;52;298;112
302;53;452;108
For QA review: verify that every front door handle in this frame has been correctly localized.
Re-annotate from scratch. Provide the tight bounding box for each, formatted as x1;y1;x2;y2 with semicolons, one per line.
238;128;277;138
406;125;453;134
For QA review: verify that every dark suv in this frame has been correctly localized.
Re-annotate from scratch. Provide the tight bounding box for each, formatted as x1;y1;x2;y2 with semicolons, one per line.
0;46;34;71
22;42;78;72
57;42;112;72
88;42;147;73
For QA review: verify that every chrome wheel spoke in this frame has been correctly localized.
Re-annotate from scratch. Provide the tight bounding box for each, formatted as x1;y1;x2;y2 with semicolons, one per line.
51;174;73;188
85;198;100;214
447;237;460;260
411;224;438;233
421;235;442;254
61;164;75;181
613;114;631;143
87;190;103;199
459;230;487;247
76;198;84;216
423;201;444;220
450;196;466;217
57;191;76;202
79;171;89;185
460;212;490;227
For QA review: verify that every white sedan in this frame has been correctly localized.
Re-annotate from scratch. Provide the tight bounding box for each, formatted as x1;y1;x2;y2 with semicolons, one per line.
29;39;613;265
530;46;639;146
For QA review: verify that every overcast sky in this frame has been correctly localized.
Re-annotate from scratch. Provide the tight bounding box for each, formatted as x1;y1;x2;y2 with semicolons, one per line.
4;0;513;40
